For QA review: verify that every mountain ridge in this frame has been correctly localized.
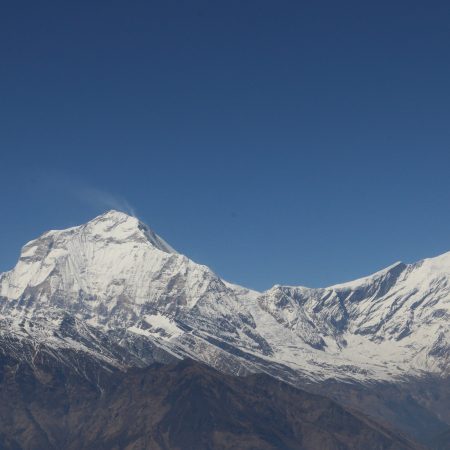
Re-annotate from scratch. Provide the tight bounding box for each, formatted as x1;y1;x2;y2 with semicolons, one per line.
1;210;449;380
1;210;449;447
0;354;421;450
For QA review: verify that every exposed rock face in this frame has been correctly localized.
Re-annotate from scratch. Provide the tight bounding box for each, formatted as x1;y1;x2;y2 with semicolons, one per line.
1;210;450;447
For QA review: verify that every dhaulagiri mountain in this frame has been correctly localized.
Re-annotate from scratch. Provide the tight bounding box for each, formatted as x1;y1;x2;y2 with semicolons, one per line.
0;210;449;449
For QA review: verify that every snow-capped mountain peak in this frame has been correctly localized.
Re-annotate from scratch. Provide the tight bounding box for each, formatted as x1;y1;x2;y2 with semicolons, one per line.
0;211;449;388
0;211;268;361
0;210;177;301
76;209;177;253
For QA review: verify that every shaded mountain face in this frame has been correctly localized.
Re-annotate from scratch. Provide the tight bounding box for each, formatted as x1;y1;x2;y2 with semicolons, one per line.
0;211;450;447
0;353;419;450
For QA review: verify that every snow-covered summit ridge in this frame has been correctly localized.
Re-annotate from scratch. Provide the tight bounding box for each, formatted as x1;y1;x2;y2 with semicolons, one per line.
328;261;406;290
92;210;178;254
259;250;450;378
0;210;184;305
36;210;176;254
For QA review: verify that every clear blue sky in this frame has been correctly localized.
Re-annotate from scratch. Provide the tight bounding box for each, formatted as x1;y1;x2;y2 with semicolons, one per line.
1;1;450;290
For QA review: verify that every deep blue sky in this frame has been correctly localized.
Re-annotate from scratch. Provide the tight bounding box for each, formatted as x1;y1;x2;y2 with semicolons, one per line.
1;1;450;290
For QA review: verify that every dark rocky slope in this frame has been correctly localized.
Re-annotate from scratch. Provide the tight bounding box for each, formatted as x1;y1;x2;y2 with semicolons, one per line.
0;351;420;450
308;377;450;448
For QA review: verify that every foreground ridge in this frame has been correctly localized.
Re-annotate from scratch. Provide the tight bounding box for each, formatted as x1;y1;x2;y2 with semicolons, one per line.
0;357;419;450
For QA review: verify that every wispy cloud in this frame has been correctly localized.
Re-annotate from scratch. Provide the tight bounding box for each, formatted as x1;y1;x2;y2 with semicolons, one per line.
73;186;137;217
33;168;137;217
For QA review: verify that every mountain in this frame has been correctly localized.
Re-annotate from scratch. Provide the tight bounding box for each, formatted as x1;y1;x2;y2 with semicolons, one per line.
0;354;419;450
258;255;450;378
0;210;449;447
0;211;270;373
